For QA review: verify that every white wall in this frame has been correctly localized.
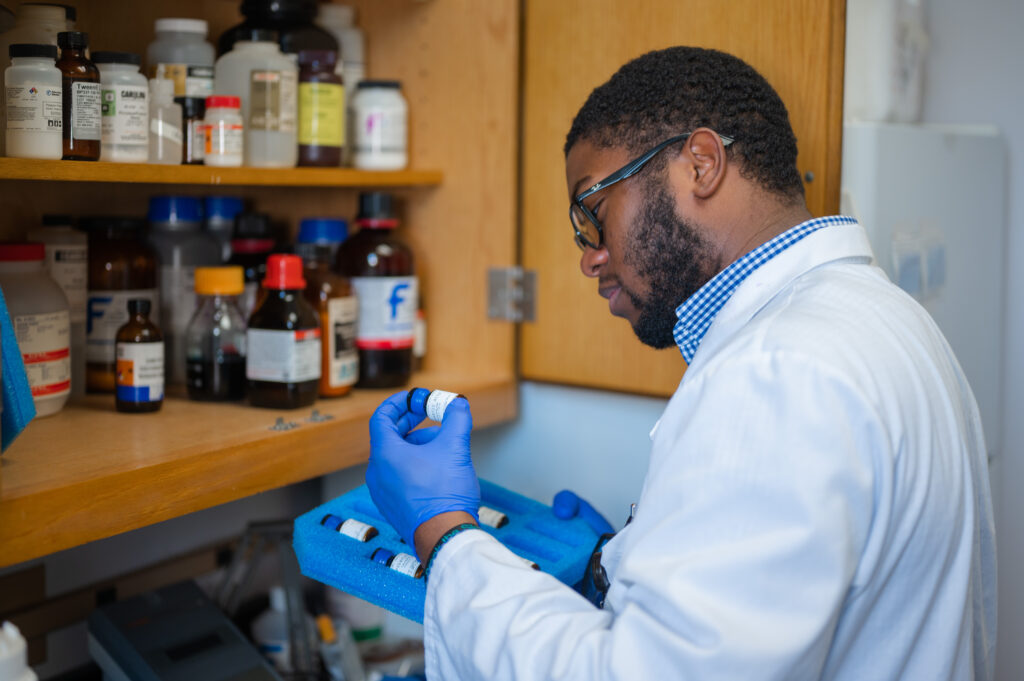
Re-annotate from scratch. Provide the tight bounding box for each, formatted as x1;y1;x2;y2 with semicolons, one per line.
917;1;1024;678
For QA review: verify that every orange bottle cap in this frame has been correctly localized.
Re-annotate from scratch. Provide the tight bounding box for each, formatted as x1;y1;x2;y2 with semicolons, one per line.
195;266;245;295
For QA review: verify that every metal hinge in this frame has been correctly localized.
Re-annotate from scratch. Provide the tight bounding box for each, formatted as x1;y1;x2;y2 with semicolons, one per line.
487;266;536;322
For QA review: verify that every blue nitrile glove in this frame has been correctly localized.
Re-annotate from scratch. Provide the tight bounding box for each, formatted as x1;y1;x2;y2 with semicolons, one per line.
366;391;480;548
553;490;615;536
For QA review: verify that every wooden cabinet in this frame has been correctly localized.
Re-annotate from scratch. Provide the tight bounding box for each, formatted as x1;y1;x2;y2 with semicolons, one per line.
0;0;845;569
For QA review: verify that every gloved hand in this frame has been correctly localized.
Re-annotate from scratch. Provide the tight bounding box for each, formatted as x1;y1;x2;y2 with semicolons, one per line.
366;391;480;548
552;489;615;536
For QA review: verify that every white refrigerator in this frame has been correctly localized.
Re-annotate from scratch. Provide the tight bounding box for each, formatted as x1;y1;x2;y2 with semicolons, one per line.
840;122;1008;466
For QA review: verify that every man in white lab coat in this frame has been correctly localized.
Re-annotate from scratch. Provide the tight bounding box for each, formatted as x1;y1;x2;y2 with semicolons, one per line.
365;46;996;680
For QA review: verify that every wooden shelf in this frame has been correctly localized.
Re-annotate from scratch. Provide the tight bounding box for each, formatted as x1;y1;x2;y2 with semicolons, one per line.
0;373;517;568
0;158;443;188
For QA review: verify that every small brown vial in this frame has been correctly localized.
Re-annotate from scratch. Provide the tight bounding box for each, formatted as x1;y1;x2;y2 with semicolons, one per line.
57;31;101;161
115;299;165;413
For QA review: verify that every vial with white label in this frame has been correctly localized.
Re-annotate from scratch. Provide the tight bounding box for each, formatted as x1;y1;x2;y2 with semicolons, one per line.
478;505;509;529
56;31;100;160
4;43;63;160
320;514;378;542
114;299;164;413
406;387;466;422
370;547;424;579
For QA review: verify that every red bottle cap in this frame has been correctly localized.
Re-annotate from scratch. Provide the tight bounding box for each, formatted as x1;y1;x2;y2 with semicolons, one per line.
206;95;241;109
263;254;306;290
0;242;45;261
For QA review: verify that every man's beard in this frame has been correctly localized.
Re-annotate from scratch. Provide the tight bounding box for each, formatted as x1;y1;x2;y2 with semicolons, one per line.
622;180;715;349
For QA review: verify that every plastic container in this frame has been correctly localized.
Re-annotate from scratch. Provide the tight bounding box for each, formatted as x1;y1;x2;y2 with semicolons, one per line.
219;0;338;57
351;80;407;171
0;3;66;155
203;94;243;167
83;216;159;393
204;196;244;261
0;242;70;417
297;218;357;397
4;43;62;160
251;586;317;673
95;51;149;163
213;34;298;168
246;254;320;409
185;266;247;401
176;95;204;164
146;196;221;386
228;212;275;319
148;75;182;164
0;621;38;681
56;31;100;161
27;214;87;398
336;192;417;388
115;298;163;413
146;18;215;98
317;4;365;134
297;50;343;167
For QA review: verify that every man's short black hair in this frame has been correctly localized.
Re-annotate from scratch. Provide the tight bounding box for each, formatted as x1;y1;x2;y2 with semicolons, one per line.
565;46;804;200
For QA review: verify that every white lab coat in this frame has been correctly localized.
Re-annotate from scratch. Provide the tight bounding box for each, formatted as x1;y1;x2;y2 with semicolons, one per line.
424;221;996;680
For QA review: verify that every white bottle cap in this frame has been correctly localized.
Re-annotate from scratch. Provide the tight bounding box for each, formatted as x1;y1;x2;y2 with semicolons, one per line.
154;18;208;35
0;621;37;681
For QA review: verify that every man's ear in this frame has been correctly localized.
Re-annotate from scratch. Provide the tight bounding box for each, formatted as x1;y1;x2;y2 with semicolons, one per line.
677;127;729;200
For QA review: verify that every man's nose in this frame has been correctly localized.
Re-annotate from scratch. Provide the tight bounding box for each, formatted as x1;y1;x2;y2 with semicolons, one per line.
579;243;609;278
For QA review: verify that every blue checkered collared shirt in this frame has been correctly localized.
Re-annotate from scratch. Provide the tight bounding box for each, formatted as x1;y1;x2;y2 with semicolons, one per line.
673;215;859;363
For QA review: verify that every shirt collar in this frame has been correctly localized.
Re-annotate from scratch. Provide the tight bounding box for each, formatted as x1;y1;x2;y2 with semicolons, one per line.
673;215;859;363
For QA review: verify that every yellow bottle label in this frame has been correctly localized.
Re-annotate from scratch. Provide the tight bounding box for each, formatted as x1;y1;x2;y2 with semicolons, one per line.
298;82;344;147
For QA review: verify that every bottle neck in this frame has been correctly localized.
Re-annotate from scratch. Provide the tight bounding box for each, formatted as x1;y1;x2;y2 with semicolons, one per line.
59;47;88;61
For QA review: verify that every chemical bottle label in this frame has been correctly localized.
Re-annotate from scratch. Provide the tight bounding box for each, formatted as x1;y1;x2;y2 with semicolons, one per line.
40;243;87;323
298;82;344;147
5;84;62;132
350;276;418;350
151;64;214;97
388;553;422;578
86;289;160;364
14;310;70;399
116;341;164;403
250;70;297;133
246;328;322;383
186;118;205;161
326;295;359;387
354;105;407;153
206;120;243;158
101;84;148;146
71;81;101;140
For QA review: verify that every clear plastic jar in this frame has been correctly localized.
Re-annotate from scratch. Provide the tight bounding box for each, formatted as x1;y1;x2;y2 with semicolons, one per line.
351;80;407;170
146;18;215;98
185;266;247;401
0;242;71;417
203;95;243;167
95;51;148;163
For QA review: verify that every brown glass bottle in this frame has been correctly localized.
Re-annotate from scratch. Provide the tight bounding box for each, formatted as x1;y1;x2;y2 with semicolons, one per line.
335;192;417;388
300;243;357;397
297;50;343;166
84;217;159;393
57;31;101;161
115;299;164;413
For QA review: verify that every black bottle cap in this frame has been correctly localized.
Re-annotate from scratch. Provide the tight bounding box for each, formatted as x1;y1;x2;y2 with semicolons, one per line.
297;49;336;67
357;192;395;221
57;31;88;50
175;96;206;118
237;27;279;43
78;216;147;234
9;43;57;59
127;299;151;317
357;80;402;90
92;51;142;66
41;214;74;227
240;0;318;22
233;212;273;239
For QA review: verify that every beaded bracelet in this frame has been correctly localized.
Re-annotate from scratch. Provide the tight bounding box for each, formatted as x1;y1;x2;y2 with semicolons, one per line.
424;523;478;579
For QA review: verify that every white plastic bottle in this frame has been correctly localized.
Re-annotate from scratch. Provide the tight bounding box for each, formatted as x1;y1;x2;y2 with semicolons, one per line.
27;215;87;398
213;31;298;168
146;18;215;98
251;586;317;673
0;621;38;681
95;51;148;163
148;74;182;164
0;243;70;417
4;43;62;159
203;95;243;167
351;81;408;170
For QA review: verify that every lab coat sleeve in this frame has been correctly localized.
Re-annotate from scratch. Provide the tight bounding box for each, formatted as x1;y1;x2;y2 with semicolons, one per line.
423;351;882;681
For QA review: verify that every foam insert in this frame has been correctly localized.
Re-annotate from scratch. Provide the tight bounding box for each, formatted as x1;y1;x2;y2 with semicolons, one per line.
294;480;600;623
0;287;36;452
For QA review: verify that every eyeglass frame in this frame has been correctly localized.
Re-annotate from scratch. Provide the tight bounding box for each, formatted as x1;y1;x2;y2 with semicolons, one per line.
569;131;735;251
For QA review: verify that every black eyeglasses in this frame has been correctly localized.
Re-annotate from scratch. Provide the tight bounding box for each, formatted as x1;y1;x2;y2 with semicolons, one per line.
569;131;735;251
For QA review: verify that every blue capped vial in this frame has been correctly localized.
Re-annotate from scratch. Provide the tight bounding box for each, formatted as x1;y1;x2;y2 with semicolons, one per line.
406;387;466;422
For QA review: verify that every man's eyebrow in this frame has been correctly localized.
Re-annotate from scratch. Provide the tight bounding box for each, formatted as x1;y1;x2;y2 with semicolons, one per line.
571;175;592;199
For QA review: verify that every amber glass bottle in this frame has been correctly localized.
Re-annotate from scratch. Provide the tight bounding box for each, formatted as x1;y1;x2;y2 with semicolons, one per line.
57;31;101;161
115;299;164;413
335;192;417;388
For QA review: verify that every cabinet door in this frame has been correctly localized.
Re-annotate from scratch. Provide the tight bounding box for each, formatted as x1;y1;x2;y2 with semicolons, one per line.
520;0;845;395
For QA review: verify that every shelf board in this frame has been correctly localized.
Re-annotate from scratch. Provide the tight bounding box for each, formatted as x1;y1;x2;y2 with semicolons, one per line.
0;372;516;568
0;157;443;187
